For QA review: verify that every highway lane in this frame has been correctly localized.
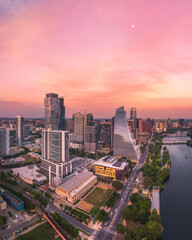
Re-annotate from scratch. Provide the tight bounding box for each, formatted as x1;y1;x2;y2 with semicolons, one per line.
96;137;152;240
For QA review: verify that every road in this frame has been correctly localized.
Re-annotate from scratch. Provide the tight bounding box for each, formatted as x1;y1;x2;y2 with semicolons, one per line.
96;137;152;240
47;200;97;236
0;215;41;238
0;181;71;240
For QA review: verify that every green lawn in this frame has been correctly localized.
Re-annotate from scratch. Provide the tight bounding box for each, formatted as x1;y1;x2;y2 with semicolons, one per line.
15;222;61;240
85;187;112;215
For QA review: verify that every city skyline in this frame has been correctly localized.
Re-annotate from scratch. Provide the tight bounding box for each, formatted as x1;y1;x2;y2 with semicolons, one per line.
1;0;192;118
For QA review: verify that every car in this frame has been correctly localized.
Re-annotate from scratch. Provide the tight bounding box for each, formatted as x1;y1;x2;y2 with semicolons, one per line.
114;208;117;213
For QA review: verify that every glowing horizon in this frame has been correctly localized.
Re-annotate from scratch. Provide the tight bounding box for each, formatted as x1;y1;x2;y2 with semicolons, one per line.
0;0;192;119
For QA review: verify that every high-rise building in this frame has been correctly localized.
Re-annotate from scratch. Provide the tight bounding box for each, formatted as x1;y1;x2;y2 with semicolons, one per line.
41;129;71;180
85;124;99;153
71;112;86;143
0;127;10;157
86;113;94;126
16;116;24;147
130;107;137;129
44;93;65;130
136;118;143;134
23;125;30;137
58;97;65;130
44;93;59;130
98;120;113;150
113;106;140;160
65;119;74;133
42;130;69;162
143;118;153;133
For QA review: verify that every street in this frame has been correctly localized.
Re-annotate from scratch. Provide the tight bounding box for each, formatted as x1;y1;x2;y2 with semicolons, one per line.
96;137;152;240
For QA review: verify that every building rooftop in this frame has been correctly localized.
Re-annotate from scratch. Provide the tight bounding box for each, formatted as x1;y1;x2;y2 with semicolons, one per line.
12;165;47;183
151;190;160;212
59;171;94;192
94;155;128;170
3;190;24;205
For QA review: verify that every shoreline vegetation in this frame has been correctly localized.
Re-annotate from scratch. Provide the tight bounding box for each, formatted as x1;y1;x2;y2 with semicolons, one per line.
141;134;171;191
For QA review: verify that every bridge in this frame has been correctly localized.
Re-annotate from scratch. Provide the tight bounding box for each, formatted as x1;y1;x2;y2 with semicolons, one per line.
162;140;187;145
166;131;188;137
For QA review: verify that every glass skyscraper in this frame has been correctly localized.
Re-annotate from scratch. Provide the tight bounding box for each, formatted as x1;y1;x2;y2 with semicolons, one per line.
44;93;65;130
16;116;24;147
113;106;140;160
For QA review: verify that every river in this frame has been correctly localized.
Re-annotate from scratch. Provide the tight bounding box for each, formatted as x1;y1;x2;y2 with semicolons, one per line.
161;137;192;240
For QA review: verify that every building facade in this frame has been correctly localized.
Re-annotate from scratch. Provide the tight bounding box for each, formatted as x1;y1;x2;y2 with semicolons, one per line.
41;129;71;180
16;116;24;147
94;155;129;180
0;127;10;157
85;124;99;153
130;107;137;129
113;106;140;160
42;130;69;162
56;171;97;203
1;189;24;212
44;93;65;130
98;120;113;150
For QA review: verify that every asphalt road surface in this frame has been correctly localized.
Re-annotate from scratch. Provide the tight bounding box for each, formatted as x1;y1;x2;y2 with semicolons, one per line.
96;137;152;240
0;215;41;238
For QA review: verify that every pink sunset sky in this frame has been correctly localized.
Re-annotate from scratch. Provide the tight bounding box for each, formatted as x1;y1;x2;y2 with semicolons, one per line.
0;0;192;119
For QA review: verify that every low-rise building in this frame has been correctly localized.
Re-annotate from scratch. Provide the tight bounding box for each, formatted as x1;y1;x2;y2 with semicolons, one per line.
56;171;97;203
94;155;129;180
1;190;24;212
12;165;47;185
151;186;160;214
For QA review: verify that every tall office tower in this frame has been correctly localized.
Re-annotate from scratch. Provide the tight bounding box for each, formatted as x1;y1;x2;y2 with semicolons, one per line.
44;93;59;130
113;106;140;160
130;107;137;129
136;118;143;134
0;127;10;157
98;120;113;150
65;119;74;133
41;130;71;179
23;125;30;137
85;124;99;153
58;97;65;130
86;113;94;126
42;130;69;162
72;112;86;143
16;116;24;147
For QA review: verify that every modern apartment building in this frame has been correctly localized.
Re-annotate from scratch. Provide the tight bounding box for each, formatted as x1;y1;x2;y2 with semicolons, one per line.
41;129;71;179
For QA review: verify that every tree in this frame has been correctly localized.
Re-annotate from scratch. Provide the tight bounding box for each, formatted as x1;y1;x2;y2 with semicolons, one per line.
146;220;163;240
149;210;161;224
60;203;63;209
116;224;126;234
130;193;144;203
112;180;124;191
144;177;153;188
97;210;108;223
0;216;4;226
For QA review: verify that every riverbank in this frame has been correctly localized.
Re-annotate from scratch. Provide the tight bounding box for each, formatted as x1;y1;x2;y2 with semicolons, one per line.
161;143;192;240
